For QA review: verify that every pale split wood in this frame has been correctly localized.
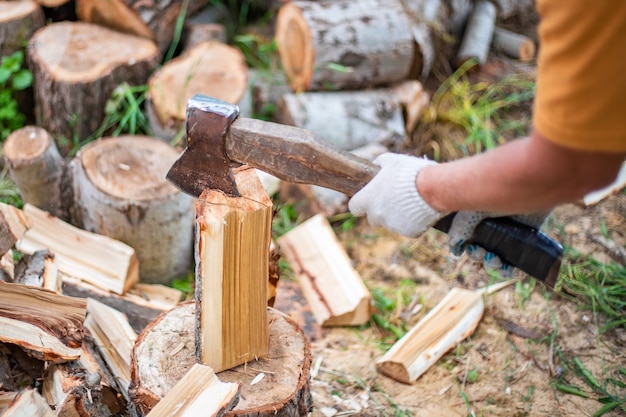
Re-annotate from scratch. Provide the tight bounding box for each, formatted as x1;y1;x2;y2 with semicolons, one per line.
376;287;484;384
278;214;372;327
17;204;139;295
0;202;32;257
492;27;536;62
391;80;431;135
2;389;54;417
195;166;272;372
0;281;86;363
455;0;496;67
13;249;60;292
146;364;240;417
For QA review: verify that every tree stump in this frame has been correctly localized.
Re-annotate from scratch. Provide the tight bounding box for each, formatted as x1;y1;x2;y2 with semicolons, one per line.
275;0;415;92
70;136;194;285
28;22;160;151
0;0;44;58
129;303;313;416
145;41;248;141
2;126;68;220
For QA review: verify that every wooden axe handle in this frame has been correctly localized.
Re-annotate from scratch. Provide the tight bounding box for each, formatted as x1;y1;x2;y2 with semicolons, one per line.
226;118;562;286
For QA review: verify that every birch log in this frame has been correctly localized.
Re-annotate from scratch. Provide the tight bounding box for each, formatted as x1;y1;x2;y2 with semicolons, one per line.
0;0;44;57
130;303;313;416
2;126;67;219
71;136;194;285
275;0;414;91
492;27;536;62
455;0;497;67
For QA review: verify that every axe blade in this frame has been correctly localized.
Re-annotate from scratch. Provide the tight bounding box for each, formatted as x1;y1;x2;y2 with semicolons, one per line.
166;95;241;197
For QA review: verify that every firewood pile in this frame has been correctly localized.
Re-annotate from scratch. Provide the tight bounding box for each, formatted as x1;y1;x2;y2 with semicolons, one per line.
0;0;538;415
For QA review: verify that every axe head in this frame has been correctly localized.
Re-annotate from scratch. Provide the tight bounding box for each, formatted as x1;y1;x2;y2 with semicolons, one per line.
166;95;242;198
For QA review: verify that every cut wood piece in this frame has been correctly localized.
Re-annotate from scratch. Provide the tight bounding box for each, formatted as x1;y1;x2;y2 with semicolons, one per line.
391;80;431;135
17;204;139;295
146;364;240;417
455;0;496;68
146;41;248;141
0;250;15;282
276;88;405;151
278;214;372;326
376;287;484;384
0;281;86;363
0;391;17;414
130;303;313;416
13;249;60;292
195;166;273;372
3;389;54;417
0;202;32;257
275;0;415;92
181;6;227;51
76;0;204;53
84;298;138;401
28;22;159;150
0;0;44;57
492;27;536;62
584;161;626;206
71;136;194;285
2;126;67;220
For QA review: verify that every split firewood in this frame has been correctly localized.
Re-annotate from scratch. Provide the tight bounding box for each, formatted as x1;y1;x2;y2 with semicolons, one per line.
492;27;536;62
63;277;183;333
84;298;138;401
195;166;273;372
0;0;44;57
145;364;240;417
0;281;86;363
275;0;415;91
71;136;194;285
145;41;248;141
76;0;205;53
0;250;15;282
392;80;431;135
0;391;17;414
42;361;115;417
278;214;372;327
2;389;54;417
17;204;139;295
28;22;159;150
0;202;32;257
13;249;60;292
2;126;68;220
130;303;313;416
455;0;497;68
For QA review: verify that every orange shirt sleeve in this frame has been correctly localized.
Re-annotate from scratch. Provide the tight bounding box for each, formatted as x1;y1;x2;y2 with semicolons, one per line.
533;0;626;152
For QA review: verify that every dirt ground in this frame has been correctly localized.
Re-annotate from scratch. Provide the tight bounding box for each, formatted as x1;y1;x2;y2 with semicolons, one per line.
274;189;626;417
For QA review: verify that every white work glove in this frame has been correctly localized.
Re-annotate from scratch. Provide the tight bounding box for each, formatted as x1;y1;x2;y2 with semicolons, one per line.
448;210;552;276
348;153;447;238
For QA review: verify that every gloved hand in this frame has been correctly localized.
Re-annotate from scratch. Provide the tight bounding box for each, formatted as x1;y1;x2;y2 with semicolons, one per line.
448;210;552;276
348;153;448;237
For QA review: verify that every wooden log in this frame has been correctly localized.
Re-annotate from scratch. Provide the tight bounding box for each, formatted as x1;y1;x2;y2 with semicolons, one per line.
2;126;68;220
195;166;272;372
275;0;415;92
0;0;44;57
2;389;54;417
13;249;60;292
0;250;15;282
17;203;139;294
455;0;497;68
71;136;195;285
28;22;160;151
130;303;313;416
491;0;535;20
181;6;228;51
376;287;484;384
492;27;536;62
84;298;138;401
0;202;32;257
0;281;86;363
278;214;372;327
275;88;406;152
146;364;240;417
76;0;204;53
145;41;248;141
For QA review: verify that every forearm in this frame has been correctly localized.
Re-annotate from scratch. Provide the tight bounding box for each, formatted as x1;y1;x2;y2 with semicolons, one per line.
418;130;625;214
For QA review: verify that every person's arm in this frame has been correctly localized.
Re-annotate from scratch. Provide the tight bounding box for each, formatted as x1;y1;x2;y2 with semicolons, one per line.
418;129;626;214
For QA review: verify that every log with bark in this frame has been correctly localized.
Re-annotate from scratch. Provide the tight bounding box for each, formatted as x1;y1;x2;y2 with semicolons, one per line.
70;135;195;285
2;126;68;220
27;22;160;151
0;281;86;363
130;303;313;416
492;27;536;62
145;41;248;141
275;0;415;92
0;202;32;257
195;166;273;372
0;0;44;58
13;249;60;292
455;0;497;68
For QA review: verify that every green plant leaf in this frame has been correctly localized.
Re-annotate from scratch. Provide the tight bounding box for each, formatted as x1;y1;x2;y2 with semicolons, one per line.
12;69;32;90
0;68;11;84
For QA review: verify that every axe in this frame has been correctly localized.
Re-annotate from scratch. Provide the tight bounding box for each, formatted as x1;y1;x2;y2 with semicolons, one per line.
167;94;563;286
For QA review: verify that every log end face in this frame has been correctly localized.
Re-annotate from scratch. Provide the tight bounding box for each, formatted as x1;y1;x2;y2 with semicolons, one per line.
275;3;314;92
